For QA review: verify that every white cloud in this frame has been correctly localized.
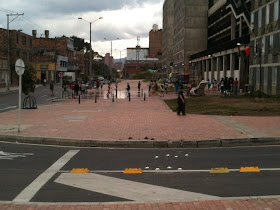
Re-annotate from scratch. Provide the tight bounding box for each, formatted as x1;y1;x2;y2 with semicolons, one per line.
0;0;163;59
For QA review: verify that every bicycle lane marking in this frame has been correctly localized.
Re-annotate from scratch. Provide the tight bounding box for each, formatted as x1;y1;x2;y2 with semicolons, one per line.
13;150;79;202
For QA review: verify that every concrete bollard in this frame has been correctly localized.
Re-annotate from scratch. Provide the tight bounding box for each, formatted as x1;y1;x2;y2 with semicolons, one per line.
144;92;146;101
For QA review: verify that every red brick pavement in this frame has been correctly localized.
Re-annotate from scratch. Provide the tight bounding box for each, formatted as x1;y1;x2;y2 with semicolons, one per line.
0;80;279;141
1;197;280;209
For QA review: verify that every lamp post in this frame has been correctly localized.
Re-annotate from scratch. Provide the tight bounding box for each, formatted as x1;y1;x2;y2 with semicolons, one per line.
78;17;102;79
104;38;119;76
6;12;24;91
237;42;262;97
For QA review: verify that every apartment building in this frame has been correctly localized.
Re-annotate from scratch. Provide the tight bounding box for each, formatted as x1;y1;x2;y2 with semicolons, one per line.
189;0;251;90
162;0;175;75
250;0;280;94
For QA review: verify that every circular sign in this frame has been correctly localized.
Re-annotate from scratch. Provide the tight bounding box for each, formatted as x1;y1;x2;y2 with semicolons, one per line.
58;72;64;78
15;59;25;76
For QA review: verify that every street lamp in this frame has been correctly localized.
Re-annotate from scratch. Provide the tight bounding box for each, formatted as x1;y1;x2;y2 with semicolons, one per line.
78;17;103;78
237;42;262;96
104;38;119;76
6;12;24;91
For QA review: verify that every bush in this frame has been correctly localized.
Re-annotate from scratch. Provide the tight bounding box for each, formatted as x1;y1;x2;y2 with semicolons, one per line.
22;66;36;95
242;91;270;98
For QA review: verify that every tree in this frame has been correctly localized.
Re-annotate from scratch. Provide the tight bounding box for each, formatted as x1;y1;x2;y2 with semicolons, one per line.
70;36;91;51
22;66;36;95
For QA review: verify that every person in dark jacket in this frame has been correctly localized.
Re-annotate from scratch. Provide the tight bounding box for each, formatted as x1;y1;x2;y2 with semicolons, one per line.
177;85;186;115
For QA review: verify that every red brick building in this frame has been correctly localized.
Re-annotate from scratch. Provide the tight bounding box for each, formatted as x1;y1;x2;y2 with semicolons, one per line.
0;28;34;86
104;53;114;70
32;30;77;82
147;24;163;59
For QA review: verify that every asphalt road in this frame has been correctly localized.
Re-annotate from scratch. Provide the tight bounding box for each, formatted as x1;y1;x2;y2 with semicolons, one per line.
0;84;62;113
1;142;280;203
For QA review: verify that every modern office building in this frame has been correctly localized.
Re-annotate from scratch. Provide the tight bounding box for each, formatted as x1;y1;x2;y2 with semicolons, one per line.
249;0;280;94
188;0;251;90
173;0;209;74
162;0;175;75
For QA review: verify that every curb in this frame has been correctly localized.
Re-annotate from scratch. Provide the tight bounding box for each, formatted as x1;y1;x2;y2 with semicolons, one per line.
0;135;279;148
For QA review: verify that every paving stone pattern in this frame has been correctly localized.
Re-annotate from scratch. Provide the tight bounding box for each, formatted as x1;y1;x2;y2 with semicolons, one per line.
1;197;280;209
0;80;279;141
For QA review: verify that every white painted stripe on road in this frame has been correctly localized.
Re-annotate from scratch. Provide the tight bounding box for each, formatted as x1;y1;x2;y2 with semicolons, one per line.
59;168;280;173
55;173;220;203
13;150;79;202
0;106;17;111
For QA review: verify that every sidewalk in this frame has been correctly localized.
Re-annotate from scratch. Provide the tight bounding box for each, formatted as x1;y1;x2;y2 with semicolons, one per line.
1;197;280;209
0;80;279;145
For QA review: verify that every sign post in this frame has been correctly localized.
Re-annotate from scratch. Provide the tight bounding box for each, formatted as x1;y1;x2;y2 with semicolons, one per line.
59;72;64;98
15;59;25;132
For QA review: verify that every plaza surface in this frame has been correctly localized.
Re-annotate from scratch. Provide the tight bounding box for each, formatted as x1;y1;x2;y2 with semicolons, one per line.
0;80;279;141
2;197;280;209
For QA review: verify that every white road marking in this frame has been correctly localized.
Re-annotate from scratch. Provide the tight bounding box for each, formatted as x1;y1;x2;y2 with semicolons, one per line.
0;151;34;160
0;106;17;111
13;150;79;202
55;173;220;203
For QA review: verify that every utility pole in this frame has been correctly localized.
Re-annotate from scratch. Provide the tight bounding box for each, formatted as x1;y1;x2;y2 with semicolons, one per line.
6;12;24;91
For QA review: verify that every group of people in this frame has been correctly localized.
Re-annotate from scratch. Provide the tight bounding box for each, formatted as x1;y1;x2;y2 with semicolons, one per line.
218;77;239;95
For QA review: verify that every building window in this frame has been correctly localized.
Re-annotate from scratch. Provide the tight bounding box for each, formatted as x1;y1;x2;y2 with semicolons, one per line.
269;35;274;54
29;38;32;47
266;5;270;25
258;8;262;28
22;52;27;62
251;13;254;28
262;37;265;54
29;54;33;62
272;67;277;86
274;0;279;21
22;36;26;45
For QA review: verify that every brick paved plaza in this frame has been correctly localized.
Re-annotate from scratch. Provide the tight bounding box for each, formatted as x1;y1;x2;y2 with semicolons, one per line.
0;80;280;141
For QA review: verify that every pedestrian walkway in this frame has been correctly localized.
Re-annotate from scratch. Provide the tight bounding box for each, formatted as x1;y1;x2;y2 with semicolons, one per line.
0;80;279;141
1;197;280;209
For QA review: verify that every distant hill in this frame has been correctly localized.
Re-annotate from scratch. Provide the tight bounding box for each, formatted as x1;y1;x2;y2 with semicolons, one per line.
114;58;126;63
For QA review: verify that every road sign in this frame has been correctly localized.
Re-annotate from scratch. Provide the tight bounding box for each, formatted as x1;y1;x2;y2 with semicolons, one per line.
15;59;25;76
59;72;64;78
15;59;25;132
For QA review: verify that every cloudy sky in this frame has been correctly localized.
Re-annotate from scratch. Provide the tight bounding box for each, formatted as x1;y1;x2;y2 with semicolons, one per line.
0;0;163;59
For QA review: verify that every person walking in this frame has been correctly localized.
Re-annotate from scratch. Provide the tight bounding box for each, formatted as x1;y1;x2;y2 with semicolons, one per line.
138;81;141;93
50;80;54;96
81;82;86;98
177;85;186;115
234;78;239;95
126;83;130;94
74;81;79;98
